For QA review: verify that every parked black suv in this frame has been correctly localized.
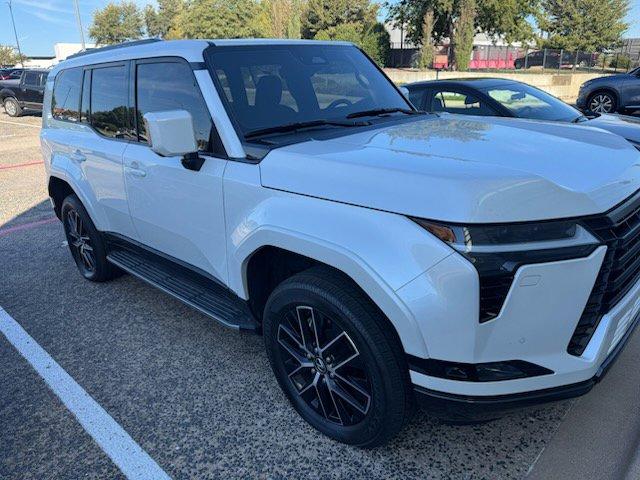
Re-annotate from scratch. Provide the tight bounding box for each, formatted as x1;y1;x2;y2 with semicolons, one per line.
0;69;48;116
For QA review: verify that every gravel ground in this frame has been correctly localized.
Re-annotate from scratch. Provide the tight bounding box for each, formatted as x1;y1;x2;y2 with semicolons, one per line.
0;109;633;480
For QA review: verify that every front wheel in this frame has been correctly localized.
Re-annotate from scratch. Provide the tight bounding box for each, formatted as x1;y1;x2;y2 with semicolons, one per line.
588;91;617;114
263;267;412;447
3;97;22;117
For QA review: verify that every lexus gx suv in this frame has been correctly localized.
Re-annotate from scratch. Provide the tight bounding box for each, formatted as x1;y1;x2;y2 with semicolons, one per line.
41;39;640;447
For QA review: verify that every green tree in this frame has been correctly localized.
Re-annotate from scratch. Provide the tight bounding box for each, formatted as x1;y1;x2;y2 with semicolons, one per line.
314;21;390;65
263;0;303;38
387;0;538;69
301;0;377;39
538;0;629;51
177;0;268;38
454;0;475;70
89;1;144;45
144;0;184;38
0;45;25;66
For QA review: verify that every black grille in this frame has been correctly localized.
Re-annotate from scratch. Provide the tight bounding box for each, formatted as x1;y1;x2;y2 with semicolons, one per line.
568;191;640;356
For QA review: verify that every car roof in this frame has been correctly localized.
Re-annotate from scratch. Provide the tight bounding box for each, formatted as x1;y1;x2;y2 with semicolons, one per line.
405;77;521;90
49;39;354;79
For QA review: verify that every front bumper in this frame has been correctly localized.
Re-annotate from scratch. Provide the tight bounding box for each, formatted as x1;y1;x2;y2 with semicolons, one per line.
413;309;640;421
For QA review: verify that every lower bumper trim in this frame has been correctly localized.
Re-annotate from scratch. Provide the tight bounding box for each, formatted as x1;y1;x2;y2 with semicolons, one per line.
415;310;640;422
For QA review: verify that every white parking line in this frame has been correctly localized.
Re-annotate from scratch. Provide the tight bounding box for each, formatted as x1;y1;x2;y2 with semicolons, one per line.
0;307;172;480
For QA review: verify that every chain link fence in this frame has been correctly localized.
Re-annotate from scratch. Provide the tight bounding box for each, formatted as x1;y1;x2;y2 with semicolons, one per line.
388;43;640;73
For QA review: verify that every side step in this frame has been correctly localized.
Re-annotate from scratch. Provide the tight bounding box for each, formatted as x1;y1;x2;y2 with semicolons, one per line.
106;247;258;332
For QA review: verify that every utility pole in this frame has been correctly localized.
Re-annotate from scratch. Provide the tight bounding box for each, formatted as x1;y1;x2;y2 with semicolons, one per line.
6;0;24;67
73;0;86;51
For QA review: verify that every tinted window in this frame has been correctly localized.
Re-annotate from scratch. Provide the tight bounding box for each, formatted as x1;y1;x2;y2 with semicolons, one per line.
23;71;39;85
208;45;409;135
431;90;497;116
481;83;580;122
90;65;131;139
52;68;83;121
136;61;214;152
407;87;427;109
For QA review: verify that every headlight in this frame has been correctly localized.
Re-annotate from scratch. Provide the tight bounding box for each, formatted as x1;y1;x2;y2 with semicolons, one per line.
411;218;600;322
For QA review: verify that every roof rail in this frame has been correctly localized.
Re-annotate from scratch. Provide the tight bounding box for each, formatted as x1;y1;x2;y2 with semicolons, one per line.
65;39;162;60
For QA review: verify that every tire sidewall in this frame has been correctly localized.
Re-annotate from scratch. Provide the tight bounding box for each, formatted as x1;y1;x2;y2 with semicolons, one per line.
263;281;395;446
4;98;20;117
61;195;111;281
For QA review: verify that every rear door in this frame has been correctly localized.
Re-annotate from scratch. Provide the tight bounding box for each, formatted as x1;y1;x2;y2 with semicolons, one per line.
21;71;42;107
122;57;229;281
45;64;137;238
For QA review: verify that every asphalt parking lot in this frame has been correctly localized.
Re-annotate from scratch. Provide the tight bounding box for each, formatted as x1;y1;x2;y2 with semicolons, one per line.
1;110;640;480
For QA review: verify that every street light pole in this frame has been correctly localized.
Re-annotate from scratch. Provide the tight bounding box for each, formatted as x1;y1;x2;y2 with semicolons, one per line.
6;0;24;67
72;0;86;51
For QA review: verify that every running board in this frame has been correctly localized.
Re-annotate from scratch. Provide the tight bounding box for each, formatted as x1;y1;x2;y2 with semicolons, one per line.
106;247;258;332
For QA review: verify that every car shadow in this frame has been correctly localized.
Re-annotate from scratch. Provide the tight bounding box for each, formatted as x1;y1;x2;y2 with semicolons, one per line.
0;201;575;480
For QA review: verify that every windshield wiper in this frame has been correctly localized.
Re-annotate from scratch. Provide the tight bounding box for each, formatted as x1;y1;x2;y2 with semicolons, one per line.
346;108;423;119
244;119;370;139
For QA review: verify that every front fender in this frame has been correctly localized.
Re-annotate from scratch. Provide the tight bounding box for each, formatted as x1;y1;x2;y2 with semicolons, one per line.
224;162;454;358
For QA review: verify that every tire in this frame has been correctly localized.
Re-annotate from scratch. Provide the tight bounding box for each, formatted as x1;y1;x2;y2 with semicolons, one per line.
263;266;413;447
3;97;22;117
61;194;121;282
588;91;617;114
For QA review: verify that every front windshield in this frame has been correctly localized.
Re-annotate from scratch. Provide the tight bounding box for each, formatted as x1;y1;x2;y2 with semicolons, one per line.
480;83;581;122
206;44;411;137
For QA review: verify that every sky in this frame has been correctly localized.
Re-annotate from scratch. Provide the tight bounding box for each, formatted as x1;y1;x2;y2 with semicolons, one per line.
1;0;640;56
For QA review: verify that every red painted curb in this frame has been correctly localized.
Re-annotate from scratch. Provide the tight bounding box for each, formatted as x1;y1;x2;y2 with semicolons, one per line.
0;217;58;237
0;161;44;171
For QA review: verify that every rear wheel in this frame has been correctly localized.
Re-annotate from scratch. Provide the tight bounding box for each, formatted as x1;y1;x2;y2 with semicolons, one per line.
3;97;22;117
263;267;412;447
61;195;121;282
588;91;617;114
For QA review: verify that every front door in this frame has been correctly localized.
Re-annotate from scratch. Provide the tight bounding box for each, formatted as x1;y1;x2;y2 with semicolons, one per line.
123;58;229;281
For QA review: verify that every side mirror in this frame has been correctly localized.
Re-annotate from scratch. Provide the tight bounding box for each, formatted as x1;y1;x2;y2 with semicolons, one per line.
143;110;204;171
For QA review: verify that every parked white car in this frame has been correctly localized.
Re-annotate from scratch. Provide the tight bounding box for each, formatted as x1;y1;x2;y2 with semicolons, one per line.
41;39;640;447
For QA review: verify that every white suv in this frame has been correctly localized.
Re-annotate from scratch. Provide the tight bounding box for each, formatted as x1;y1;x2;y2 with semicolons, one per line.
41;39;640;447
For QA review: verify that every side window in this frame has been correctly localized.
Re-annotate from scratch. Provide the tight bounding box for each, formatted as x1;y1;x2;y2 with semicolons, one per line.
407;88;426;109
90;65;132;139
23;71;38;86
51;68;83;121
136;61;217;153
431;90;497;116
39;72;49;87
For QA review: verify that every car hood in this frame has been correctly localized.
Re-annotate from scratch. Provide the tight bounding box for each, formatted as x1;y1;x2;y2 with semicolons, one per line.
585;114;640;144
259;115;640;223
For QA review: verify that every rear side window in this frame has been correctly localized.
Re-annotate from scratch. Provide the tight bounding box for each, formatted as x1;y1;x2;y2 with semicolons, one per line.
52;68;83;121
90;65;131;139
407;88;426;109
136;60;216;153
431;90;497;116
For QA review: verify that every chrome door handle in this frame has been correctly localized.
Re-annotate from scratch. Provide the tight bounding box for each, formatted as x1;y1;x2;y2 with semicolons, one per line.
125;165;147;178
70;150;86;163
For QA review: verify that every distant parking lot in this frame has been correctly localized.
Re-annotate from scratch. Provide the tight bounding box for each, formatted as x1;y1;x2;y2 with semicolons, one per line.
1;110;639;480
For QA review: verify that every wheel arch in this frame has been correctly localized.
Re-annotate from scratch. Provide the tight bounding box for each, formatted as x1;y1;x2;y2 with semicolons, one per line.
47;174;106;230
234;229;433;359
244;245;416;361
